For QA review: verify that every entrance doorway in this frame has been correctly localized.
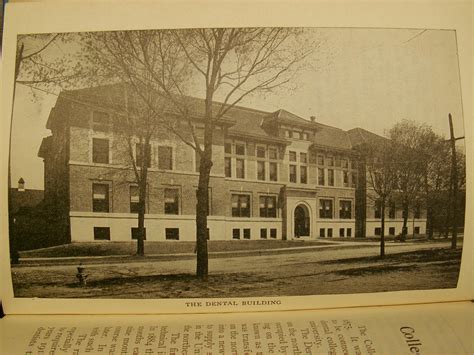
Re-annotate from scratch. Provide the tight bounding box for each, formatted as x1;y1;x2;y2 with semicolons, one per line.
294;204;310;237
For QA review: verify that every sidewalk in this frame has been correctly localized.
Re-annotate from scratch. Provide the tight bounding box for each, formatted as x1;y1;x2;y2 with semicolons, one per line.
15;239;452;267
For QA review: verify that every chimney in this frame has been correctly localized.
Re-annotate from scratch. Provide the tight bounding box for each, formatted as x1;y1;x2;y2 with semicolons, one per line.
18;177;25;191
310;115;316;122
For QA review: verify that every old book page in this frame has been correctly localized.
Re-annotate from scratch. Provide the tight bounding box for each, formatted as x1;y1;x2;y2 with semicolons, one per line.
1;0;472;316
1;302;472;354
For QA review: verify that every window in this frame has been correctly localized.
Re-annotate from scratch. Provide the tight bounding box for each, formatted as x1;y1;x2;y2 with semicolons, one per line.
300;152;307;163
243;229;251;239
319;199;333;219
327;156;334;166
130;185;140;213
231;194;250;217
164;188;179;215
256;146;266;158
136;143;151;168
302;132;309;140
92;111;109;131
158;146;173;170
389;227;395;236
343;171;349;187
233;229;240;239
389;201;396;219
289;151;297;162
269;148;278;160
224;142;232;154
320;228;325;238
257;161;266;181
92;138;109;164
131;228;146;240
328;169;334;186
375;227;381;236
289;165;297;183
300;166;307;184
235;143;245;155
351;160;358;169
260;228;267;239
270;228;277;239
318;168;325;185
339;200;352;219
236;159;245;179
414;226;420;234
339;228;345;237
269;162;278;181
346;228;352;237
92;183;109;212
317;154;324;165
94;227;110;240
225;157;232;177
259;196;277;218
285;130;293;138
165;228;179;240
375;200;382;219
327;228;333;238
341;159;349;169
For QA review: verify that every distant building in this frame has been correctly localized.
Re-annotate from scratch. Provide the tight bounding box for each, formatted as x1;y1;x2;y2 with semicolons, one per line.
38;84;426;242
9;178;44;217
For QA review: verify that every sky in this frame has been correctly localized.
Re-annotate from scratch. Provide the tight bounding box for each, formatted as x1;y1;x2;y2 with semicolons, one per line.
10;28;465;190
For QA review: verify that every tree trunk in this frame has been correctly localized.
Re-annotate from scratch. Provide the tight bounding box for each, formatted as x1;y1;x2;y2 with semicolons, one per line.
136;177;146;256
136;142;149;257
443;207;450;238
196;151;212;280
401;200;408;241
195;93;214;280
380;198;385;258
426;200;434;240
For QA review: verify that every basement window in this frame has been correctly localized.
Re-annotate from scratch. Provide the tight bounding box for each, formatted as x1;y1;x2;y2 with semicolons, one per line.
94;227;110;240
232;228;240;240
165;228;179;240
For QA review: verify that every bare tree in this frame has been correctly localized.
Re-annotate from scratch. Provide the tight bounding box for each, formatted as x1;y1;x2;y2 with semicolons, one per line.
95;84;164;257
79;32;177;256
389;120;434;240
422;135;451;239
10;34;83;262
82;28;314;279
365;140;398;257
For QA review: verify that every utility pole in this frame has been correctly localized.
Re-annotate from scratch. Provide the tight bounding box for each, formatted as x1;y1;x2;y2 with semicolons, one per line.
448;113;464;249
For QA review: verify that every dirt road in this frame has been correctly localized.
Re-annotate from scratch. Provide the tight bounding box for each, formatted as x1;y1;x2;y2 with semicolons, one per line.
11;241;461;298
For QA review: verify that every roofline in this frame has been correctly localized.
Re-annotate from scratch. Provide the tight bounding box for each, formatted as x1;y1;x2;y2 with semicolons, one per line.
227;131;290;145
309;143;357;155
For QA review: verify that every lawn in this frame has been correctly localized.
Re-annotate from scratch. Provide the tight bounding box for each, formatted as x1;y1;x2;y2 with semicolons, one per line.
19;239;335;258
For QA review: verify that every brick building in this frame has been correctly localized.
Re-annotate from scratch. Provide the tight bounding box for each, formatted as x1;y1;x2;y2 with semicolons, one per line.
38;85;426;242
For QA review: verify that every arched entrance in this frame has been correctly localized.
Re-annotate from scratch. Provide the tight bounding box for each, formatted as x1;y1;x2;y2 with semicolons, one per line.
294;204;310;237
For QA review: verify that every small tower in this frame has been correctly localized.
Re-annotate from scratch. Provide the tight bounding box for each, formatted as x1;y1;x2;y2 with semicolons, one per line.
18;177;25;192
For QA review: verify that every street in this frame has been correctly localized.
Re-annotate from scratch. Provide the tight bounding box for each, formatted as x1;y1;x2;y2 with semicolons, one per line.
11;241;462;298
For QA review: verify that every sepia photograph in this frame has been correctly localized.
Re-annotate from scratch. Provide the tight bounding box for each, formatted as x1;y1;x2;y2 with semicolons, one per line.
8;27;466;299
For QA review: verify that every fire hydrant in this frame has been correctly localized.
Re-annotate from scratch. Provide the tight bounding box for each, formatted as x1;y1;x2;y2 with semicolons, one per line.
76;263;88;286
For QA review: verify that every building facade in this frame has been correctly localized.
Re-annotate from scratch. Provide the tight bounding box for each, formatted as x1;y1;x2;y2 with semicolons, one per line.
38;85;426;242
